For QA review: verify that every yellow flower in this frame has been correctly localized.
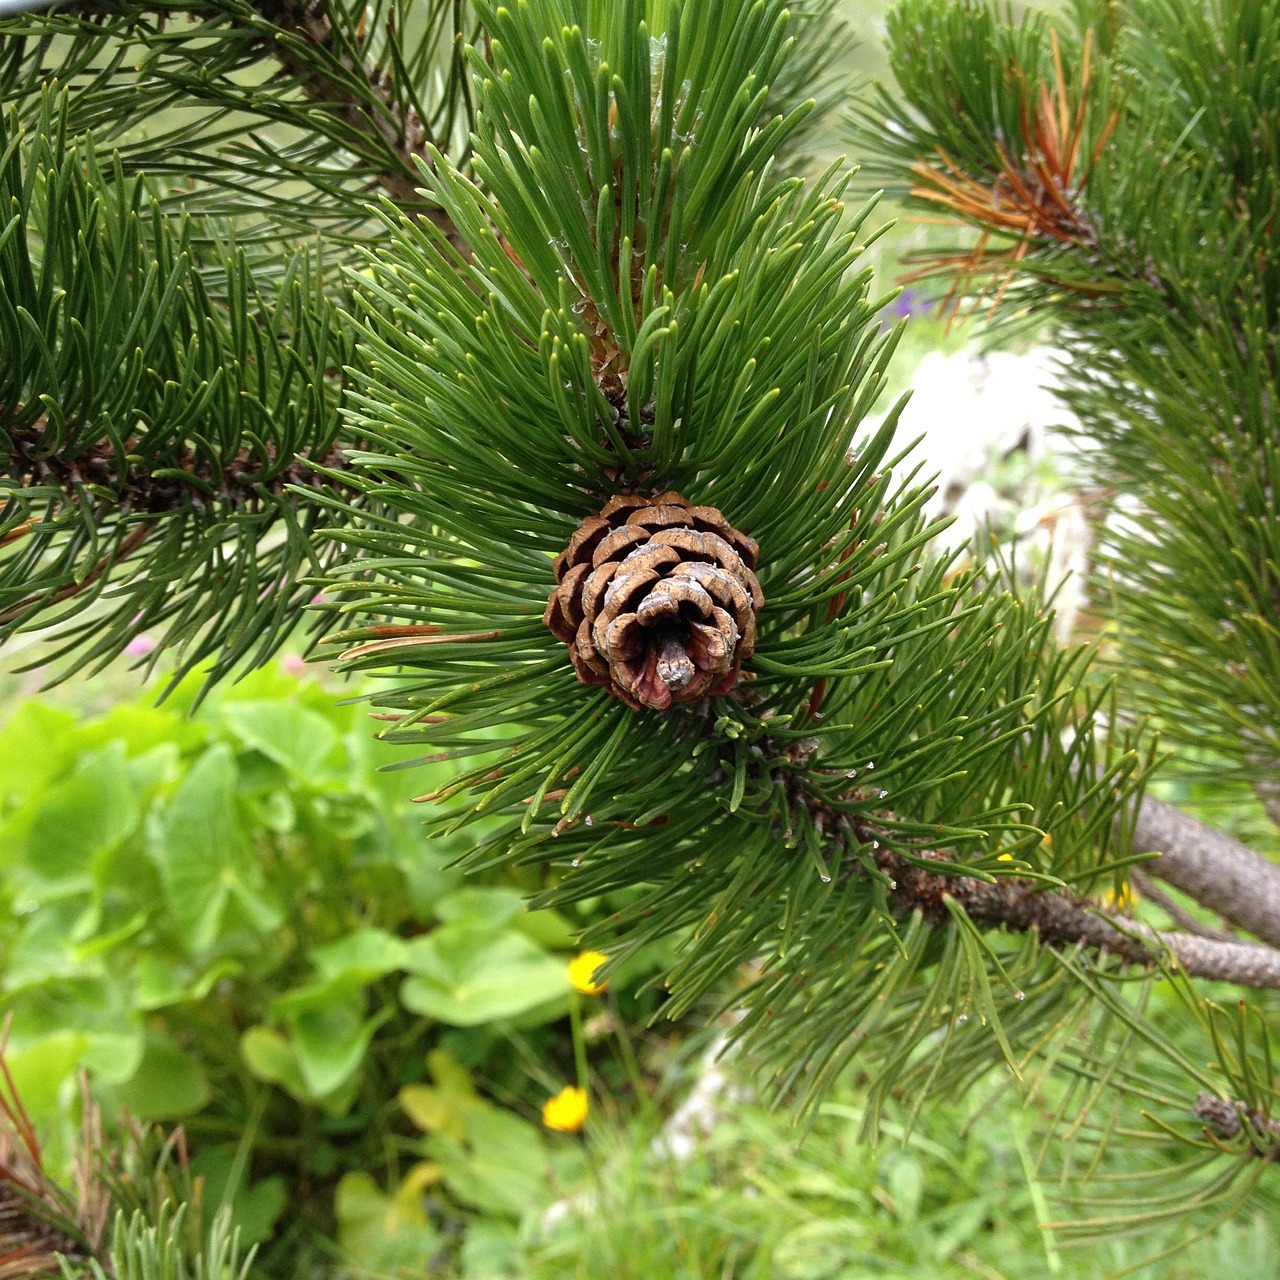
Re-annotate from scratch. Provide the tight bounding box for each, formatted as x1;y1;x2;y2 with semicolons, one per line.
1103;881;1135;912
567;950;609;995
542;1085;588;1133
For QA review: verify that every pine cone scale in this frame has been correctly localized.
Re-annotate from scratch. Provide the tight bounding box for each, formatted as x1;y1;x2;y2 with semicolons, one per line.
581;561;622;617
547;492;762;711
687;619;732;668
594;525;650;565
614;543;683;578
654;634;696;691
635;576;711;624
557;517;610;575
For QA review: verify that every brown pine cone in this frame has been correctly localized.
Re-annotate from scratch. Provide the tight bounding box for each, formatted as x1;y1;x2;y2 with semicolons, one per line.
544;492;763;711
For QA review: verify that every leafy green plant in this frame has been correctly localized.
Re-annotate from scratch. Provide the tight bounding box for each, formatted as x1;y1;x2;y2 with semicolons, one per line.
0;664;659;1269
333;1048;590;1277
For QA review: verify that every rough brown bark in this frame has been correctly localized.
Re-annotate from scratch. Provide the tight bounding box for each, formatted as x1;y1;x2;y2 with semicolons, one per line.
876;845;1280;990
1133;794;1280;949
1130;868;1241;944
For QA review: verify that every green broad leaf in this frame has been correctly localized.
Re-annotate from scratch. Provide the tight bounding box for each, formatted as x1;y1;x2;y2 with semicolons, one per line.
399;1083;464;1139
395;839;464;919
4;1031;89;1120
209;665;345;721
82;1028;145;1085
233;886;289;938
191;1150;288;1247
460;1220;521;1280
240;1026;308;1098
73;910;146;959
251;789;297;834
460;1218;519;1280
18;742;140;899
271;974;365;1018
230;1175;288;1247
221;700;340;779
400;923;569;1026
112;1029;211;1120
425;1107;555;1218
242;1015;373;1109
134;953;244;1011
502;992;572;1031
434;886;527;925
3;899;97;990
290;996;388;1098
309;927;410;983
335;1170;442;1273
71;703;207;762
133;955;188;1011
233;751;290;795
0;702;78;812
307;793;379;841
152;744;283;954
512;908;579;950
122;742;182;793
399;1049;487;1141
335;1169;394;1228
314;1071;363;1117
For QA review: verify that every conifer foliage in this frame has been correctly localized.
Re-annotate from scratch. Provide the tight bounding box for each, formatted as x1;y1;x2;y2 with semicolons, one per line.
3;0;1280;1261
318;0;1146;1100
0;103;351;689
1;0;481;688
853;0;1280;788
852;0;1280;1246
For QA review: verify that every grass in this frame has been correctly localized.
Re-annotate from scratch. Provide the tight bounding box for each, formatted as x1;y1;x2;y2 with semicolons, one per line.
519;1061;1280;1280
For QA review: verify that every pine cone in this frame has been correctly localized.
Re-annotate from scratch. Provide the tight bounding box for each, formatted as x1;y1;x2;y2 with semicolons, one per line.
544;492;763;711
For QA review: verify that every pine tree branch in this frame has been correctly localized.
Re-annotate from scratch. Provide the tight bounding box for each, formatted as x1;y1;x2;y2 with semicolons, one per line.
1;104;360;687
2;2;479;244
1129;868;1242;945
1130;794;1280;950
869;841;1280;990
5;416;349;521
1;416;351;631
250;0;466;246
0;523;151;631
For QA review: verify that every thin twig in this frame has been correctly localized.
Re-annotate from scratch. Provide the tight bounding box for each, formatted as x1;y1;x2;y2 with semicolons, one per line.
0;524;150;629
254;0;467;248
